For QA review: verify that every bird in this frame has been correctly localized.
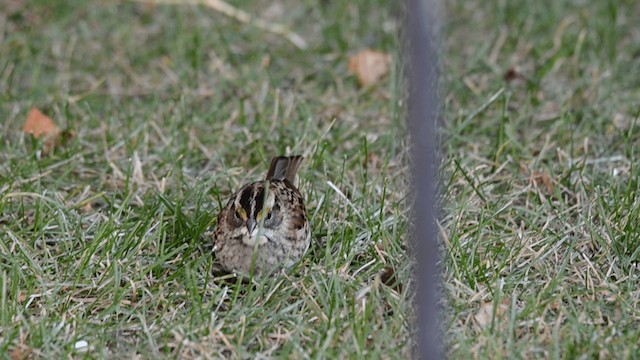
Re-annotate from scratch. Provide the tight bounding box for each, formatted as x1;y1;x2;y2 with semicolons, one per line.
212;155;311;275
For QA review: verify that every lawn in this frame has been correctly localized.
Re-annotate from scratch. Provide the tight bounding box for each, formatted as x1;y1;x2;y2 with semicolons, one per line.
1;0;409;358
3;0;639;359
442;0;640;358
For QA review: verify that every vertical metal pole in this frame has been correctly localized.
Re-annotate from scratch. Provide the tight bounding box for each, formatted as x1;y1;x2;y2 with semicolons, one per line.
406;0;440;358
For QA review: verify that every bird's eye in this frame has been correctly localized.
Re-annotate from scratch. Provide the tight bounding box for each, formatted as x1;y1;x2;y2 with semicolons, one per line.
234;207;245;221
264;207;277;223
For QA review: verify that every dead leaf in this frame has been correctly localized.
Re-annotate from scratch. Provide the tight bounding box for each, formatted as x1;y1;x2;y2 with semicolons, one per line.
60;128;76;143
379;266;403;293
23;108;60;154
82;202;94;214
348;49;392;86
362;152;381;170
531;171;554;193
474;300;509;329
474;302;492;328
9;346;31;360
23;108;59;138
23;108;75;155
520;164;555;193
9;348;23;360
541;172;554;193
503;67;521;82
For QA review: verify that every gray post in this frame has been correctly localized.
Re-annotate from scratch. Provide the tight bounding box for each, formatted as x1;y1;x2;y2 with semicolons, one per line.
406;0;440;358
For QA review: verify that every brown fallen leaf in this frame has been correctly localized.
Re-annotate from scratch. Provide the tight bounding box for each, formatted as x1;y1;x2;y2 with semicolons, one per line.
520;163;555;193
379;266;403;293
23;108;59;138
9;347;23;360
474;300;509;329
9;346;32;360
23;108;60;154
348;49;392;87
362;152;381;171
82;202;94;214
531;170;554;193
503;67;521;82
23;108;75;155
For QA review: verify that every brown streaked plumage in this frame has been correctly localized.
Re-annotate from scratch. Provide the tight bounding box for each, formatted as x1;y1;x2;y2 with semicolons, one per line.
212;156;310;275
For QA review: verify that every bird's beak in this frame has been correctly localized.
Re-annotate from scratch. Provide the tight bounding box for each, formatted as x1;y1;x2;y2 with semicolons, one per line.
246;218;256;234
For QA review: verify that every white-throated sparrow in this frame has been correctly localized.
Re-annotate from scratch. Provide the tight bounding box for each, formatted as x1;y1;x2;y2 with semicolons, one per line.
212;155;311;275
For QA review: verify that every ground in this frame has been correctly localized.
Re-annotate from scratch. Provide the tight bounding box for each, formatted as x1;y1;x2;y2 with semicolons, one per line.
2;0;640;359
442;0;640;358
1;0;408;358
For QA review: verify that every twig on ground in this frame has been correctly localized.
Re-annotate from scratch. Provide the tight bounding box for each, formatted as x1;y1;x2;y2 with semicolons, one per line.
130;0;308;49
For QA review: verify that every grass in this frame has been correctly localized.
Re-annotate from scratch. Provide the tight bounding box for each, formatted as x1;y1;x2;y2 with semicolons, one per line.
4;0;639;358
0;0;409;358
441;0;640;358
